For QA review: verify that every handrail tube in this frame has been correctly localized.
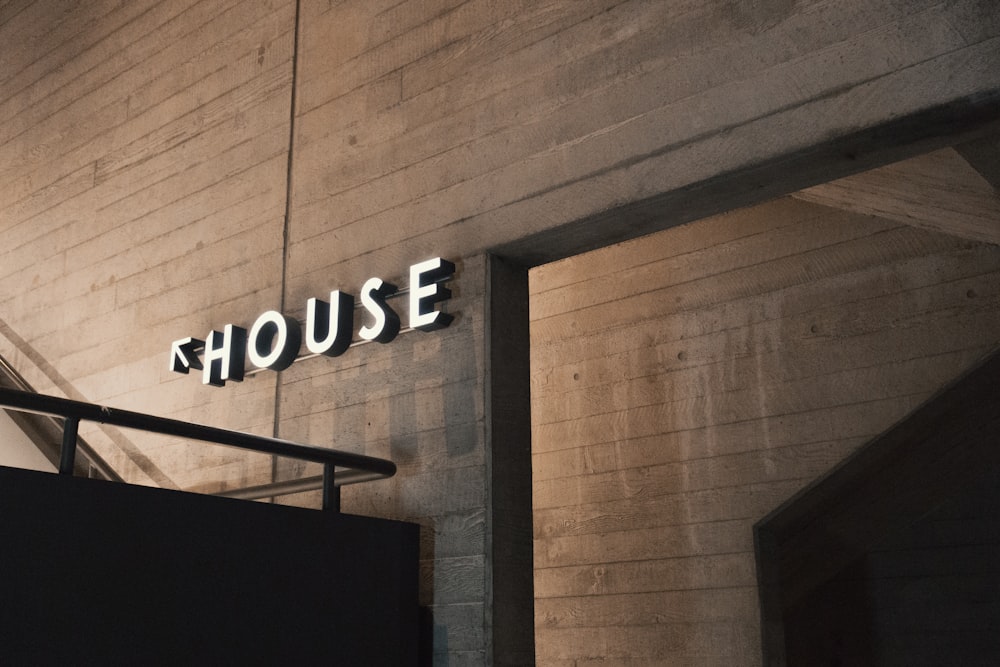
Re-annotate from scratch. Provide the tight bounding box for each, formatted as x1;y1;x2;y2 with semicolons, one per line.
0;388;395;499
215;474;325;500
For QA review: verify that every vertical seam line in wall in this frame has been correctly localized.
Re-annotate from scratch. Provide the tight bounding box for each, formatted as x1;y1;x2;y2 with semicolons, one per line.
273;0;302;477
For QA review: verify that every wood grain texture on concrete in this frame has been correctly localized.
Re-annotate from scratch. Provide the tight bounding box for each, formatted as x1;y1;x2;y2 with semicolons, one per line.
530;195;1000;664
1;1;999;664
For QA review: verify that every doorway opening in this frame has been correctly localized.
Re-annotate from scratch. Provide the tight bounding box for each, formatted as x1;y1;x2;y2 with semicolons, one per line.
526;145;1000;664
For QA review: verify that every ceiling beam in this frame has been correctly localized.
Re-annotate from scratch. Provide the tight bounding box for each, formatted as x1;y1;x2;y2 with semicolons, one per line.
792;148;1000;245
955;133;1000;191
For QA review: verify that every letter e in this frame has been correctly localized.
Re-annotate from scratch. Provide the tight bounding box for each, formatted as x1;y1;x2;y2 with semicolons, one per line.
409;257;455;331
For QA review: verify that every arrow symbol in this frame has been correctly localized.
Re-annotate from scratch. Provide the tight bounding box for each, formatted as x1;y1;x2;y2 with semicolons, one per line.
170;337;204;374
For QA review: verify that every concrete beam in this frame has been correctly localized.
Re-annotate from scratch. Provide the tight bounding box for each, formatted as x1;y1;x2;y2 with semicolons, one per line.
792;148;1000;246
956;133;1000;191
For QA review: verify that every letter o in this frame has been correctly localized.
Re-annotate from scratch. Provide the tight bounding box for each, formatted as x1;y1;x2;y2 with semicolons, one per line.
248;310;301;371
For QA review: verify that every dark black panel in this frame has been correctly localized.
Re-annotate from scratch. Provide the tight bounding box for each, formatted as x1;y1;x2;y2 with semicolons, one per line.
0;467;418;666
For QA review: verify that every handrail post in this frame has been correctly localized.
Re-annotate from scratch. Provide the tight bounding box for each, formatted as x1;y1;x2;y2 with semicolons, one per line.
59;416;79;476
322;462;340;512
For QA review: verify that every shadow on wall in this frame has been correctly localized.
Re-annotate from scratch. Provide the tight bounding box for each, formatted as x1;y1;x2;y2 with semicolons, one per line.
756;350;1000;666
783;467;1000;666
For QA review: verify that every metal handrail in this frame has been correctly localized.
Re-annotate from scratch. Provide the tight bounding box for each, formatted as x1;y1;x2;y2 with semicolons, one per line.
0;358;122;482
0;387;395;511
215;474;325;501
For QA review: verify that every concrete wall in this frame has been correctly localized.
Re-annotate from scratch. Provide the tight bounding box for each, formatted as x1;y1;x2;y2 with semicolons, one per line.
529;196;1000;664
1;1;998;664
0;0;296;490
0;410;56;472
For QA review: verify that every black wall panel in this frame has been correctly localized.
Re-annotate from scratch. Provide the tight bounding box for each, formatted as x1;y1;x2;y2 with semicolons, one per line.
0;466;418;665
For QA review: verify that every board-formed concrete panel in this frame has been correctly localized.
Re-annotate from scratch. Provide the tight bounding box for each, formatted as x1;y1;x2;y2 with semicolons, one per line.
3;1;999;663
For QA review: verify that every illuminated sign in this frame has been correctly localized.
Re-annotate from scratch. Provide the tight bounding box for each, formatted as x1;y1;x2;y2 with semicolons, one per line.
170;258;455;387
